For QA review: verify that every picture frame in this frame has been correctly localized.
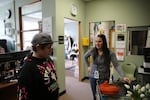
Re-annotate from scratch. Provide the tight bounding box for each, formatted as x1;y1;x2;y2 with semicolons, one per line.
115;24;126;32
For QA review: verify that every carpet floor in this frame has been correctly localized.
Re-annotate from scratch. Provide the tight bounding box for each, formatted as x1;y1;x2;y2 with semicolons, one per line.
61;59;93;100
59;76;93;100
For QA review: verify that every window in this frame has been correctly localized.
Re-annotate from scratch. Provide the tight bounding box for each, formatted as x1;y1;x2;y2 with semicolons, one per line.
127;26;149;55
22;14;42;49
0;19;4;35
19;1;42;50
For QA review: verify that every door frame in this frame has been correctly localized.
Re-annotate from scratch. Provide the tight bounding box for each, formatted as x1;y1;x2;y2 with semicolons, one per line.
64;17;81;81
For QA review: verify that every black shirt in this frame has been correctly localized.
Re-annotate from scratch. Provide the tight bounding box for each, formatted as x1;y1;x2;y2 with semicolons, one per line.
17;54;59;100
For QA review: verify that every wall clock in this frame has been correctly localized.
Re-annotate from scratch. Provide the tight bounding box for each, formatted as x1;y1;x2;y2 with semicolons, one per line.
71;5;77;16
5;9;12;19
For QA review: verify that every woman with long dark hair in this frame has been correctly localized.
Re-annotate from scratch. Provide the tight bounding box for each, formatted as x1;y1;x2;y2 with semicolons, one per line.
84;34;130;100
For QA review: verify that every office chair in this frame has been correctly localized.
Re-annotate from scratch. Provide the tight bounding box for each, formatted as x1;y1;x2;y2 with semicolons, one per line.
121;62;137;80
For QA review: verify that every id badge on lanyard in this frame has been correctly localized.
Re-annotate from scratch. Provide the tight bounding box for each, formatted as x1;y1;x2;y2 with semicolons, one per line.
94;70;99;79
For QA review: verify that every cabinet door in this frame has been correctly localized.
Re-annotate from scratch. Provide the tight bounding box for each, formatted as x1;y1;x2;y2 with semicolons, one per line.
138;73;150;85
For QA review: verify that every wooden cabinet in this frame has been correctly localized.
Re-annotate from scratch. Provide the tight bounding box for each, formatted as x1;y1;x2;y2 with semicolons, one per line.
0;50;30;100
0;82;17;100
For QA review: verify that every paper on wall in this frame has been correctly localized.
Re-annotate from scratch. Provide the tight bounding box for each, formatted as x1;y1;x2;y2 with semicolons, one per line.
42;16;52;36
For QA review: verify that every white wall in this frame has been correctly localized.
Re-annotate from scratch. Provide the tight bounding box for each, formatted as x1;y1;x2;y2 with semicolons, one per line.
64;21;78;43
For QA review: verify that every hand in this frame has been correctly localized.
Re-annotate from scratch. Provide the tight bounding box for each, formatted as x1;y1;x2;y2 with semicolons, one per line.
123;77;131;83
87;66;91;73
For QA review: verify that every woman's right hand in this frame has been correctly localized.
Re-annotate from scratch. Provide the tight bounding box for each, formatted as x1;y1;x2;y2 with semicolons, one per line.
87;66;91;73
123;77;131;84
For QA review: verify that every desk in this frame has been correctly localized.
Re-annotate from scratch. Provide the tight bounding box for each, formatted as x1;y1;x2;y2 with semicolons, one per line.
138;67;150;85
0;82;17;100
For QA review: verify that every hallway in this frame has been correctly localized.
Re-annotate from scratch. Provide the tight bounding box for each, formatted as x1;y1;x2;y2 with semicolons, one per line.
59;76;93;100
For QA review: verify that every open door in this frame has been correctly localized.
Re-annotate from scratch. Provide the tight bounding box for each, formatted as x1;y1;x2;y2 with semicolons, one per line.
64;18;80;80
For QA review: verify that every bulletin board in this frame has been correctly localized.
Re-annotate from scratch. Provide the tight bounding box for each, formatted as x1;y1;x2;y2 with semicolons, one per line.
89;21;115;49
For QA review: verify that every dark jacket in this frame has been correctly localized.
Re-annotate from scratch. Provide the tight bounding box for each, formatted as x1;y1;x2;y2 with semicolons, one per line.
17;54;59;100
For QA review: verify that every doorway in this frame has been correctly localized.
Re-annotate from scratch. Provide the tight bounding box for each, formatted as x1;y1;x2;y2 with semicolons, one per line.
64;18;79;79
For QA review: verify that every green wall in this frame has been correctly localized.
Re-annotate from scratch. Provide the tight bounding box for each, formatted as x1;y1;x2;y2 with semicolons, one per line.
55;0;85;93
84;0;150;78
85;0;150;26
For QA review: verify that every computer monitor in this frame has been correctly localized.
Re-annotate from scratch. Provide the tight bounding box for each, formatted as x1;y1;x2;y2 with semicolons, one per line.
0;39;9;52
0;50;30;81
143;48;150;72
143;48;150;63
0;50;31;63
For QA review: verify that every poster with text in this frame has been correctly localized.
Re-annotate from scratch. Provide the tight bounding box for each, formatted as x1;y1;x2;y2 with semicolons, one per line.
116;48;124;61
42;16;52;37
